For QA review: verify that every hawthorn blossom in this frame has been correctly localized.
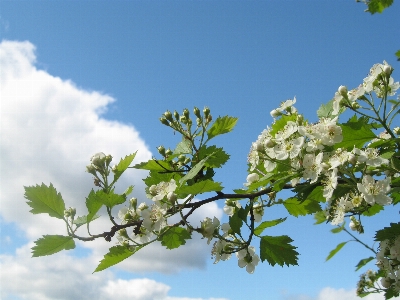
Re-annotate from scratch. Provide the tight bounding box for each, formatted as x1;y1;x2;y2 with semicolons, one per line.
302;152;323;183
244;173;260;186
200;217;220;244
141;203;167;231
273;136;304;160
236;246;260;274
323;168;338;201
148;179;177;201
357;175;391;205
353;148;389;167
251;204;264;222
212;240;232;264
223;199;241;216
314;117;343;146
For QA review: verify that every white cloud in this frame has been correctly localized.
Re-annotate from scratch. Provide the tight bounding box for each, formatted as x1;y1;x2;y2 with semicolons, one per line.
0;40;225;299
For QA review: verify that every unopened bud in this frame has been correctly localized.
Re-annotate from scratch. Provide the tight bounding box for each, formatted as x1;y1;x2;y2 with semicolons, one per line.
338;85;348;96
394;127;400;135
105;155;113;165
165;148;173;156
206;115;212;123
196;118;202;126
174;110;180;120
183;108;190;119
86;164;97;175
91;152;106;168
180;115;188;124
203;107;210;118
351;102;360;109
160;117;170;126
129;197;137;209
348;153;357;165
167;191;177;203
383;65;393;76
164;110;173;121
149;185;157;195
270;109;280;118
193;107;201;118
157;146;166;156
265;139;275;148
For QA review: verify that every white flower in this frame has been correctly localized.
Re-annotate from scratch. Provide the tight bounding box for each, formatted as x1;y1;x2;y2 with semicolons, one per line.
200;217;220;244
212;240;232;264
353;148;388;167
357;175;391;205
302;152;323;183
273;137;304;160
141;204;167;231
245;173;260;186
149;179;177;201
323;168;338;201
223;199;241;216
251;204;264;222
236;246;260;274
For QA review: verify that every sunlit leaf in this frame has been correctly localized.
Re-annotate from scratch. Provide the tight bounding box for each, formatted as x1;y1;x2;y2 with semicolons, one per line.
159;227;191;249
32;235;75;257
207;116;238;140
94;245;137;272
326;241;347;261
260;235;299;267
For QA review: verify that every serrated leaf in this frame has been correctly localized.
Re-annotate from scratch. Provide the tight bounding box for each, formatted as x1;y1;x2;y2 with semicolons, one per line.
260;235;299;267
294;184;324;203
314;211;327;225
177;179;223;196
283;197;321;217
179;155;211;185
237;205;251;221
94;190;126;208
374;222;400;241
254;218;286;236
32;235;75;257
317;99;344;118
123;185;134;197
133;159;171;171
207;116;238;140
86;189;103;224
331;224;345;234
94;245;136;272
113;153;136;182
355;257;374;271
173;139;192;154
198;145;230;168
159;227;191;249
366;0;393;14
24;183;66;219
396;50;400;61
335;116;376;150
73;214;100;228
229;213;243;235
326;241;347;261
362;204;383;216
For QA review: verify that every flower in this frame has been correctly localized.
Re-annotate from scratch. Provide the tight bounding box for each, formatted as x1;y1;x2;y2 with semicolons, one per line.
302;152;323;183
141;204;167;231
357;175;391;205
200;217;220;244
223;199;241;216
244;173;260;186
212;240;232;264
236;246;260;274
148;179;177;201
273;136;304;160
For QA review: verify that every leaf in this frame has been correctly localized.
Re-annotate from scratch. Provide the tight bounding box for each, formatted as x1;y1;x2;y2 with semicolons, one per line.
335;116;376;150
198;145;230;168
331;224;345;234
32;235;75;257
260;235;299;267
173;139;192;154
207;116;238;140
396;50;400;61
326;241;347;261
177;180;223;196
123;185;134;197
366;0;393;14
283;197;321;217
269;114;297;136
374;222;400;241
24;183;66;219
362;204;383;216
85;189;103;224
317;99;344;118
237;205;251;222
254;218;287;236
133;159;171;171
179;155;211;185
229;213;243;235
73;214;100;228
294;184;325;203
113;153;136;182
94;190;126;208
94;245;136;272
314;211;327;225
355;257;374;271
159;227;191;249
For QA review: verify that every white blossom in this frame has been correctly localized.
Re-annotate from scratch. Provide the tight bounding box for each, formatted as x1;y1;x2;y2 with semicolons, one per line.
236;246;260;274
357;175;391;205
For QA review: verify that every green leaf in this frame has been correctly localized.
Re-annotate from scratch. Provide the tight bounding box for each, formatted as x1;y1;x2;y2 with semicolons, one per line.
207;116;238;140
177;179;223;196
314;211;327;225
94;190;126;208
85;189;104;224
375;222;400;241
237;205;251;221
269;114;297;136
283;197;321;217
362;204;383;216
396;50;400;61
326;241;347;261
317;99;345;118
229;213;243;235
335;116;376;150
73;214;100;228
355;257;374;271
254;218;287;236
198;145;230;168
179;155;211;184
173;139;192;154
260;235;299;267
94;245;136;272
294;184;325;203
366;0;393;14
113;153;136;182
133;159;171;172
32;235;75;257
24;183;66;219
331;224;345;234
123;185;134;197
159;227;191;249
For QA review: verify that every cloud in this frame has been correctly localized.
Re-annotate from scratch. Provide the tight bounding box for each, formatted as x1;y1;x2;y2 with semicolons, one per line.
0;39;225;300
0;244;228;300
284;287;394;300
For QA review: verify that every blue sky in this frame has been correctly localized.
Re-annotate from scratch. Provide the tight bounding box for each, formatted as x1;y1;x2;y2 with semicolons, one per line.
1;1;400;300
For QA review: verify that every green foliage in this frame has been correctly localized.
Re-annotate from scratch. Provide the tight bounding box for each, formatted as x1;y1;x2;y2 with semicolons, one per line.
331;223;345;234
177;179;223;196
94;245;136;272
355;257;374;271
32;235;75;257
85;189;104;224
207;116;238;140
179;155;211;184
198;145;230;168
134;159;171;172
362;204;384;216
113;153;136;182
326;241;347;261
229;213;243;235
254;218;287;236
94;190;126;208
159;227;191;249
174;139;192;155
24;183;66;219
283;197;321;217
73;214;100;228
365;0;393;14
396;50;400;61
335;116;376;150
260;235;299;267
374;222;400;241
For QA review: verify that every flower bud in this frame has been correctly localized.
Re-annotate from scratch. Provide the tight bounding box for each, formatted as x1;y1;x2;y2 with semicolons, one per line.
129;197;137;209
206;115;212;123
91;152;106;168
193;107;201;118
165;148;173;156
203;107;210;118
254;142;263;152
338;85;348;96
157;145;166;156
149;185;157;195
196;118;202;126
381;277;392;289
296;114;304;125
159;117;170;126
265;139;275;148
105;154;113;166
394;127;400;135
348;153;357;165
270;109;280;118
164;110;173;121
383;65;393;76
183;108;190;119
351;102;360;109
180;115;188;124
86;164;97;175
246;173;260;184
167;191;177;203
174;110;180;120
